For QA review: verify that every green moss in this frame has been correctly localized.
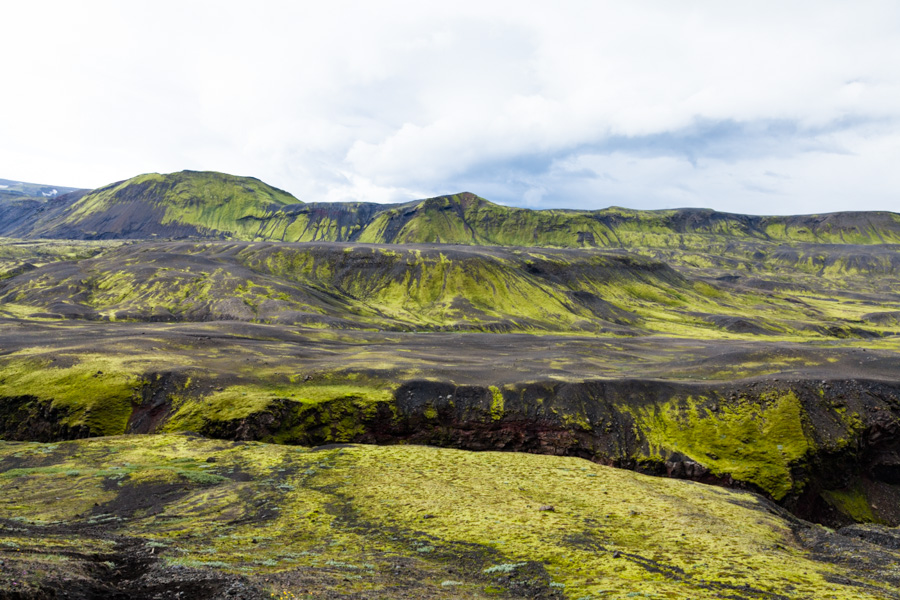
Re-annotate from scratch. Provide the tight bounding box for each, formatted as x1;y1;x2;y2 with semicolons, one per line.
177;470;230;486
1;435;896;599
5;234;899;340
489;386;504;421
162;380;394;443
822;484;881;523
0;355;140;435
692;281;725;299
623;392;812;500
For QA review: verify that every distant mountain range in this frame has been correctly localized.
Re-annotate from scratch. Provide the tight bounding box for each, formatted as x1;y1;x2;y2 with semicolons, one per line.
0;177;82;202
3;170;900;247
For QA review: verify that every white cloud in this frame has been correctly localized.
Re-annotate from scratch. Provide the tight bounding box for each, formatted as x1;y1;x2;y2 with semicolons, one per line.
1;1;899;213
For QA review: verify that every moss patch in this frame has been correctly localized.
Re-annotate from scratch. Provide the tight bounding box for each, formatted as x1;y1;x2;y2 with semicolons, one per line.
1;435;898;599
624;392;813;500
0;354;140;436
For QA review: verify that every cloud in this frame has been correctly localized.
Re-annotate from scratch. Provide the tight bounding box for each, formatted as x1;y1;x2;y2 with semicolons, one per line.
2;1;900;214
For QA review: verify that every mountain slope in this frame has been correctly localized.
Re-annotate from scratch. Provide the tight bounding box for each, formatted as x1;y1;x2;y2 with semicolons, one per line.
14;170;303;240
0;242;682;333
2;240;898;341
358;193;900;247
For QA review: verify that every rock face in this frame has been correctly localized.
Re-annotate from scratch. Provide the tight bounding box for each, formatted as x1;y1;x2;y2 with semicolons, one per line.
2;358;898;527
179;376;900;526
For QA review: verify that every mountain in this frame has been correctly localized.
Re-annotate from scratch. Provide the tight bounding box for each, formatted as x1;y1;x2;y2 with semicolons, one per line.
0;178;87;236
1;170;303;240
0;177;82;201
5;169;900;248
356;194;900;247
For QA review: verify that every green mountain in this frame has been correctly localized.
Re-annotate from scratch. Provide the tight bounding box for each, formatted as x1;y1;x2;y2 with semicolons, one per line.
5;169;900;248
357;193;900;247
5;170;302;240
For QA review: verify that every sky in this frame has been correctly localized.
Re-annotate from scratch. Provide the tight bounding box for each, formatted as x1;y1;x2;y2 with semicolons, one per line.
1;1;899;215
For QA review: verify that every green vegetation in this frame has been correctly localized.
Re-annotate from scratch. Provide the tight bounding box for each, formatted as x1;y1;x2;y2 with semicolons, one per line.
822;484;882;523
624;392;812;500
3;239;898;341
8;170;900;250
489;386;504;421
1;434;898;599
0;354;141;436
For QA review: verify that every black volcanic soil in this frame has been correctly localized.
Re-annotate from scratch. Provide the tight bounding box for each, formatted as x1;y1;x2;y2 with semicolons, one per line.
0;521;264;599
2;318;899;384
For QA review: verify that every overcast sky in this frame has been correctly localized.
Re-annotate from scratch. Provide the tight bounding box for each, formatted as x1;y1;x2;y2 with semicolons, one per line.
2;1;899;214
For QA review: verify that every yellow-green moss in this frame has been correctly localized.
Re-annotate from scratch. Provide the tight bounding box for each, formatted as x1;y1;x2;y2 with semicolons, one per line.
822;484;881;524
1;435;893;599
489;386;504;421
0;355;140;435
624;392;812;500
162;382;394;436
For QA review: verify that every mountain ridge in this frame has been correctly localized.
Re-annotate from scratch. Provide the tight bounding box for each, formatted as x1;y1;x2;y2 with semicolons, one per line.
4;169;900;247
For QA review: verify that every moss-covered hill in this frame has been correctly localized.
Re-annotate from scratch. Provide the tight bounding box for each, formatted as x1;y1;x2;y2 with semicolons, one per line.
4;171;302;240
1;240;898;339
2;433;900;599
1;236;900;529
5;169;900;248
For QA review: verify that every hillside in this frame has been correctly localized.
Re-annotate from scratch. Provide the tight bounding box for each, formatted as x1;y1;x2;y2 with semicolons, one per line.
1;171;303;240
1;238;900;529
1;240;898;338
